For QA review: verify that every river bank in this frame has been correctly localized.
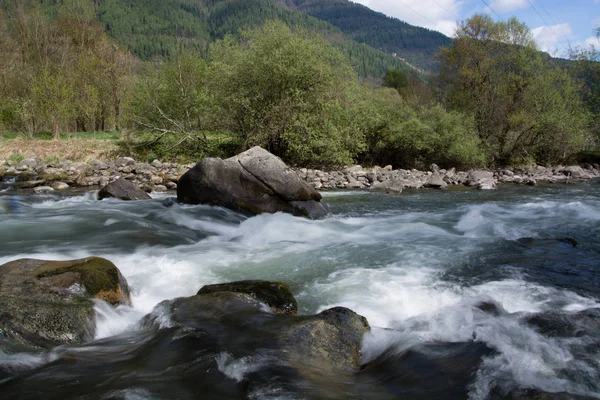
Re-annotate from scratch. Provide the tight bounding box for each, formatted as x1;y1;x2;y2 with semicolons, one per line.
1;155;599;194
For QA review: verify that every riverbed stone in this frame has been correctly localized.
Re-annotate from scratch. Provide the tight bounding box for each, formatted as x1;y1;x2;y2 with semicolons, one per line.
51;181;69;190
0;257;130;348
177;147;329;219
370;177;404;194
114;157;135;167
33;186;54;193
467;170;496;190
98;178;151;201
197;280;298;315
424;172;448;189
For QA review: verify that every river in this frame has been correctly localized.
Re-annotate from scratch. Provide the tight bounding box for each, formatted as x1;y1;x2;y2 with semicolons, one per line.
0;184;599;399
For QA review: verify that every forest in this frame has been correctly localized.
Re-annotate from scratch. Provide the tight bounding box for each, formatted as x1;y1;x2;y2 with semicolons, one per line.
0;0;598;168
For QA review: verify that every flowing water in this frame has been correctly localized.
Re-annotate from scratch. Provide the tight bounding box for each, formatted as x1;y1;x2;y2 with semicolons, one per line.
0;183;599;399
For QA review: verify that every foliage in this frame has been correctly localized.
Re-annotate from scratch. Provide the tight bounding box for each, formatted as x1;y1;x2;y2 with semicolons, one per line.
382;69;408;92
358;88;485;168
207;21;365;166
7;153;24;164
438;14;590;164
568;28;600;145
0;1;136;136
125;52;212;157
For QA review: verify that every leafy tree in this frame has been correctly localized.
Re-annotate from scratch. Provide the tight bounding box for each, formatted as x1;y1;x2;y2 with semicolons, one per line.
126;52;212;154
382;69;408;92
569;27;600;146
207;20;365;166
438;14;590;164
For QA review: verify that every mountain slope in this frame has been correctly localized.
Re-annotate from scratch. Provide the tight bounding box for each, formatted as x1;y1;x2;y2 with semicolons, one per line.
94;0;414;77
275;0;452;71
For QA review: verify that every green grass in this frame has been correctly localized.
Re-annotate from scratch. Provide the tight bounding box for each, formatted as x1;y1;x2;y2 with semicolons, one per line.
1;131;122;140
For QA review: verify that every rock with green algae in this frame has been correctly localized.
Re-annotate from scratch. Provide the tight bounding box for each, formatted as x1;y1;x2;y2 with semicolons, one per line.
197;280;298;315
0;257;131;348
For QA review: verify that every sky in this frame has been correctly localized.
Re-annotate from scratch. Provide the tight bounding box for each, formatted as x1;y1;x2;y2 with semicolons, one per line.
353;0;600;57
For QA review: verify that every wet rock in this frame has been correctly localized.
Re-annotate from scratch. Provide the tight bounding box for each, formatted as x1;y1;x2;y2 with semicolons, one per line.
98;178;151;201
0;257;130;348
177;147;329;219
197;280;298;315
279;306;369;371
370;177;404;194
33;186;54;193
14;180;45;189
149;291;369;373
526;308;600;338
51;182;69;190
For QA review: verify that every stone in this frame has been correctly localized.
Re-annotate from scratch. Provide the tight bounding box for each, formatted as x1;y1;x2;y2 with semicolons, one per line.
17;157;39;169
51;182;69;190
560;165;585;179
33;186;54;193
98;178;151;201
466;170;496;190
424;172;448;189
114;157;136;167
145;290;369;373
177;147;329;219
153;185;168;192
0;257;130;348
197;280;298;315
370;178;404;194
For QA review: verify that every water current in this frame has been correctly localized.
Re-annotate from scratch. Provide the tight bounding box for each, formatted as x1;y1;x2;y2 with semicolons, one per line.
0;183;599;399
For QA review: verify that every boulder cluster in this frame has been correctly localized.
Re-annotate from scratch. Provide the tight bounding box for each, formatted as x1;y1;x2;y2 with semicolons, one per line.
0;156;190;194
296;163;600;192
1;151;598;196
0;256;369;373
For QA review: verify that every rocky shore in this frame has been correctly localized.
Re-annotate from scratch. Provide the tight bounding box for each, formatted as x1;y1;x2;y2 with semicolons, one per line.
1;155;599;194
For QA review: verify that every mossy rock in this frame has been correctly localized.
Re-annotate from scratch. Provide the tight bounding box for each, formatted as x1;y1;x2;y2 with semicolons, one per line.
33;257;131;305
0;257;131;348
197;280;298;315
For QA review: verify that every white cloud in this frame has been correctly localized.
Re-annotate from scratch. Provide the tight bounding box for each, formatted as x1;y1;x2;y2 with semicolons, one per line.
352;0;462;36
532;23;572;54
488;0;528;13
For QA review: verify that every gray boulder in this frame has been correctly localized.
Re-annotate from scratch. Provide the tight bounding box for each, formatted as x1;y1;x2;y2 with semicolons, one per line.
370;177;404;194
98;178;151;201
177;147;329;219
424;172;448;189
0;257;131;348
466;170;496;190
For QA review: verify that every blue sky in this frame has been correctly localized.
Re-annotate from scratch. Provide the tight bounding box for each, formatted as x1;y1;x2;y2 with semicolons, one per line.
353;0;600;57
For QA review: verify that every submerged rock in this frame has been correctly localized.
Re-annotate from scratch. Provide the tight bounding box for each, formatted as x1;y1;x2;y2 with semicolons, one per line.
197;280;298;315
0;257;130;348
98;178;151;201
177;147;330;219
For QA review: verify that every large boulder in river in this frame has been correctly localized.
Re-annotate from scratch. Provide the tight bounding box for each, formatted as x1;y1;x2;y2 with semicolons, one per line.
197;280;298;315
177;147;330;219
0;257;130;348
98;178;151;201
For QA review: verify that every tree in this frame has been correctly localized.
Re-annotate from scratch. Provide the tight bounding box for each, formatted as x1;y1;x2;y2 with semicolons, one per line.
438;14;590;164
382;68;408;92
569;27;600;146
207;20;365;166
126;52;212;154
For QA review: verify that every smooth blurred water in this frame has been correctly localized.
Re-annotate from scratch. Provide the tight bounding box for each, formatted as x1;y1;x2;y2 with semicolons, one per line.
0;184;599;399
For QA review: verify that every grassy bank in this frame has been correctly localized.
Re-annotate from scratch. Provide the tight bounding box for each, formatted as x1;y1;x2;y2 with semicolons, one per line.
0;132;121;163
